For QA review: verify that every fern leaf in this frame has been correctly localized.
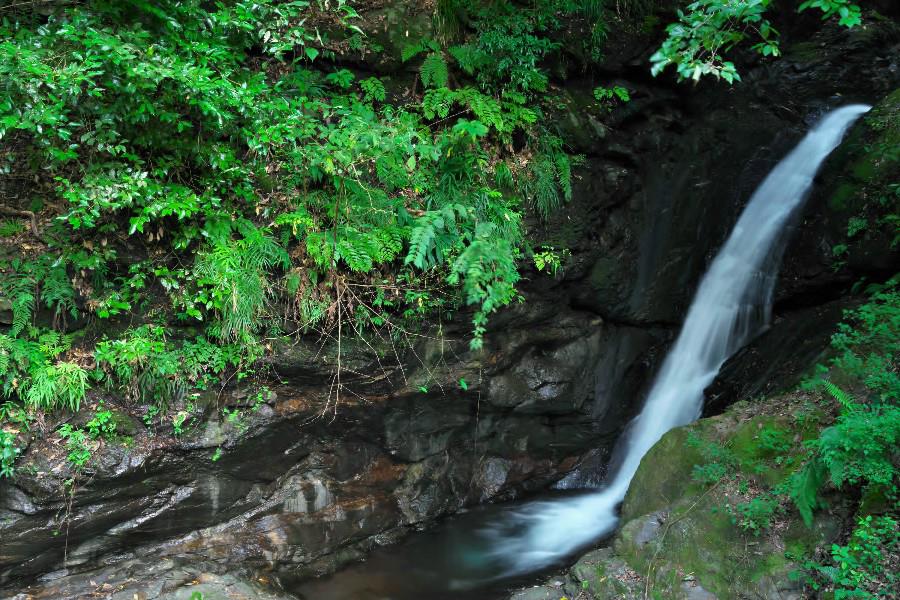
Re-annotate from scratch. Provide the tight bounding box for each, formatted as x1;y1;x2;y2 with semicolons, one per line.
420;52;449;88
457;88;504;131
789;459;826;527
337;232;375;273
448;44;482;75
822;380;855;412
0;334;10;377
422;88;457;120
406;216;438;269
360;77;386;102
11;289;34;338
401;40;426;62
41;264;77;318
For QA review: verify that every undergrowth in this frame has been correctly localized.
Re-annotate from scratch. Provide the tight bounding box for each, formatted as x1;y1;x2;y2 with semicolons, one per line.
688;278;900;597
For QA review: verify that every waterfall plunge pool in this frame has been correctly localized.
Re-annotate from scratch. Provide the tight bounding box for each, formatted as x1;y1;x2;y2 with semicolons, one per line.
285;489;610;600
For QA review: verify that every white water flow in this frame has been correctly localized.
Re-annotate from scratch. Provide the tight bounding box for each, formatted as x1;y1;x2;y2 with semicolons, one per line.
477;104;871;579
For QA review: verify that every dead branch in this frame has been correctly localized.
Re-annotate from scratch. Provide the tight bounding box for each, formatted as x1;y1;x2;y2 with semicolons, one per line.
0;205;40;237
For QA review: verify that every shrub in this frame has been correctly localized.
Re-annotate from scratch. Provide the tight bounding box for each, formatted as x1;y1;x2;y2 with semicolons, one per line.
800;515;899;598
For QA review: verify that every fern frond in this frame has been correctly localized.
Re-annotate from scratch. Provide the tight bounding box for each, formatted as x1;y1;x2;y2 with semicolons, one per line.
375;155;410;190
11;289;35;338
457;88;504;131
41;264;77;319
420;52;449;88
360;77;386;102
788;460;826;527
337;232;375;272
374;227;406;262
406;216;438;269
401;40;428;62
822;380;855;412
494;161;514;189
0;334;10;378
448;44;483;75
24;361;88;412
422;87;457;120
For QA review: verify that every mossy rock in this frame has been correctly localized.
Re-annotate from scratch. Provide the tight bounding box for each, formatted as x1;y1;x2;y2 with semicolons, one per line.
621;425;706;523
107;409;140;438
509;548;643;600
571;548;643;599
604;398;849;600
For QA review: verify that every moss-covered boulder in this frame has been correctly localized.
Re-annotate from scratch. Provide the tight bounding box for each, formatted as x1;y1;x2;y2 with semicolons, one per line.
510;394;849;600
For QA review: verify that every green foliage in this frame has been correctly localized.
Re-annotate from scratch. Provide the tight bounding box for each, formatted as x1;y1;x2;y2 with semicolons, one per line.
85;408;117;441
758;425;791;456
172;411;189;437
794;404;900;518
729;494;781;535
789;458;828;527
829;288;900;402
788;286;900;529
193;223;289;341
0;220;25;237
0;428;20;478
593;85;631;111
449;5;557;95
222;406;249;433
533;246;570;275
94;325;181;407
360;77;386;103
421;53;450;88
0;0;592;409
520;135;580;219
94;325;249;411
25;362;88;412
689;282;900;595
58;424;91;469
0;0;597;380
799;0;862;26
687;430;738;485
651;0;862;82
424;0;612;95
798;515;899;598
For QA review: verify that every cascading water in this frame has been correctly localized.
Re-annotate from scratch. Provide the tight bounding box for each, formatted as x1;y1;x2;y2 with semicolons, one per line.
290;105;870;600
475;103;871;579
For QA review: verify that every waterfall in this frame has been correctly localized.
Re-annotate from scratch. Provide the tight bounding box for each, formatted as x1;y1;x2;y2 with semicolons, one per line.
478;104;871;578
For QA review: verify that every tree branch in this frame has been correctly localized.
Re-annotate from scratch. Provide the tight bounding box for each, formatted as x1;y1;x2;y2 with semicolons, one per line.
0;205;40;237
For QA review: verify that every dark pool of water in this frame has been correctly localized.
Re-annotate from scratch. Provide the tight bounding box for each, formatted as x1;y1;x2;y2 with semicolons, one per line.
287;489;609;600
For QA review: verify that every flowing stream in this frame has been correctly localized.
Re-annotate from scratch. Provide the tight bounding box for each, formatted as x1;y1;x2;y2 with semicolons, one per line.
291;104;869;599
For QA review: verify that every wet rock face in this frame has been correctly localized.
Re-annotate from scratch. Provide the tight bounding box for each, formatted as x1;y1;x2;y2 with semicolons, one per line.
703;298;855;416
545;16;899;328
778;88;900;306
707;88;900;414
0;305;672;597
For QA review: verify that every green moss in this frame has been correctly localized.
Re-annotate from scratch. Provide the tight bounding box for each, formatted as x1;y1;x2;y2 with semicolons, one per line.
610;400;848;599
784;41;822;63
828;182;857;211
823;89;900;253
620;426;705;522
108;410;139;438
